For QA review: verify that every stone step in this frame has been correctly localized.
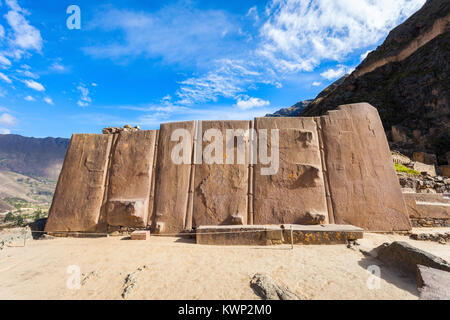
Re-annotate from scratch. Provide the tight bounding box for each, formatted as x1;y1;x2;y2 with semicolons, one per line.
196;224;364;246
403;193;450;204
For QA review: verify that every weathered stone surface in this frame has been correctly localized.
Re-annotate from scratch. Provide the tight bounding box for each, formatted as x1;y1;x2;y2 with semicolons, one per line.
319;104;411;231
283;224;364;245
440;165;450;177
130;230;150;240
376;241;450;277
106;130;157;228
403;193;450;221
417;265;450;300
152;121;194;234
413;161;437;176
253;117;328;225
45;134;113;233
193;120;250;227
413;152;437;165
47;103;410;235
250;273;299;300
196;224;363;246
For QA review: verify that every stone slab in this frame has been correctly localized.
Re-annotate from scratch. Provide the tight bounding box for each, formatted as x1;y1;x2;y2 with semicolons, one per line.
196;224;363;246
376;241;450;277
45;134;113;233
130;230;150;240
417;265;450;300
152;121;195;234
319;103;411;231
192;120;250;227
253;117;328;225
106;130;157;228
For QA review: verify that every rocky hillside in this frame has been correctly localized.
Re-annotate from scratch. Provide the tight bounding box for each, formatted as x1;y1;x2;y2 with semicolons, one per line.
0;199;12;213
266;100;312;117
298;0;449;165
0;134;69;180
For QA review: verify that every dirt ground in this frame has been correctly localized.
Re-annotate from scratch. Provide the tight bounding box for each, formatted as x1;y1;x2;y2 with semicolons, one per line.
0;229;448;300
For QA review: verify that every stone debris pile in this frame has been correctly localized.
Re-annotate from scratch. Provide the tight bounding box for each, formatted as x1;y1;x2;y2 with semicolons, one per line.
102;125;141;134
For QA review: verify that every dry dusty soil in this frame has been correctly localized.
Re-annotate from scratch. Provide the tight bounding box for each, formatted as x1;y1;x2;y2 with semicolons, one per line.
0;230;449;300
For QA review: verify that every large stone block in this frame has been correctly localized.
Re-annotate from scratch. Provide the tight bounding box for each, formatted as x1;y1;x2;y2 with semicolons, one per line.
152;121;195;234
253;117;328;225
319;103;411;231
106;130;157;228
45;134;113;233
196;224;363;246
192;120;250;227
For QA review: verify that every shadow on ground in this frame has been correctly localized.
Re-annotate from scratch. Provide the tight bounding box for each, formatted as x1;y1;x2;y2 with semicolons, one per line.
358;256;419;297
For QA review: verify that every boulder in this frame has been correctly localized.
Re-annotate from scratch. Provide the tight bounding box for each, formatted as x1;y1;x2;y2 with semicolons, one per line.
417;265;450;300
376;241;450;277
250;273;299;300
413;161;437;177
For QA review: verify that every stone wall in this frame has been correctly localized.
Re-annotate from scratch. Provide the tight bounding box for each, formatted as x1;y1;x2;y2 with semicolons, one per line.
45;103;411;234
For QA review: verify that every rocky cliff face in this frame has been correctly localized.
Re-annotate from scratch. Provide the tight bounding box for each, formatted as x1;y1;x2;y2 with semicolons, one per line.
298;0;449;165
0;134;70;180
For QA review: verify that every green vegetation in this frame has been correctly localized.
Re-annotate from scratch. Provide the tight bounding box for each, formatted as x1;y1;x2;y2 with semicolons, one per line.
4;197;28;209
394;163;421;175
3;212;25;226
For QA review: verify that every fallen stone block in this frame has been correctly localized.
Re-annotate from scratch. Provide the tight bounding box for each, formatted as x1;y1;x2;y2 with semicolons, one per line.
375;241;450;277
196;224;363;246
284;224;363;245
413;162;437;177
250;273;299;300
417;265;450;300
130;230;150;240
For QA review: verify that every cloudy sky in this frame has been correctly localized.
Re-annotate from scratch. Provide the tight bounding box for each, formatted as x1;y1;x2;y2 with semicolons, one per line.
0;0;426;138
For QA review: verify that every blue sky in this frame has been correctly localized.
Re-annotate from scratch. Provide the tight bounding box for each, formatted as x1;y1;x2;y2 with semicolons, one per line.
0;0;426;138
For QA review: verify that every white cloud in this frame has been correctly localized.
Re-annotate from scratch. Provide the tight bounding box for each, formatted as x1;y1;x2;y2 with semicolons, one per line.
235;97;270;110
77;84;92;107
83;5;244;65
17;68;39;79
247;6;259;22
259;0;426;71
91;83;98;87
0;72;12;83
4;2;42;52
360;50;373;61
44;96;54;105
0;128;11;134
24;95;34;101
49;62;70;73
0;113;16;126
175;59;258;105
0;54;11;66
312;81;321;87
320;65;353;80
24;79;45;91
